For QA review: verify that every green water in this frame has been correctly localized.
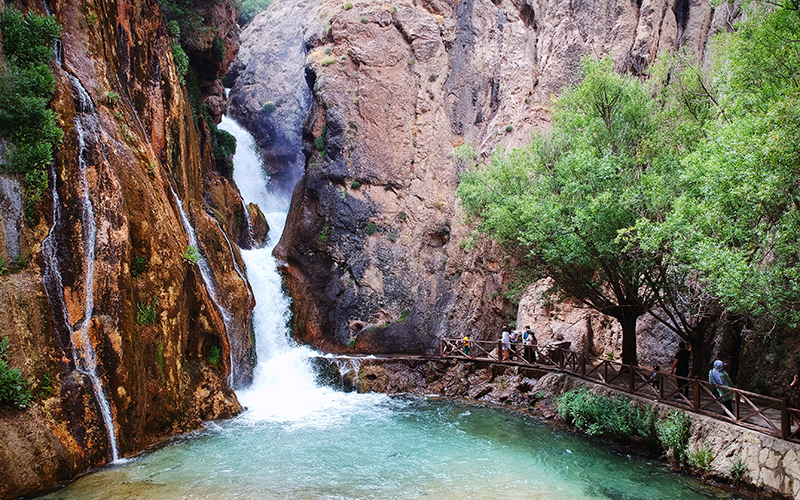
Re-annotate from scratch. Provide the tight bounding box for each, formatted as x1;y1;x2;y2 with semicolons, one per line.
38;394;744;500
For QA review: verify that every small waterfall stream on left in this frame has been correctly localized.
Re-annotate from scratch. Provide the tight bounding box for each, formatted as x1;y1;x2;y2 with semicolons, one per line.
41;74;119;462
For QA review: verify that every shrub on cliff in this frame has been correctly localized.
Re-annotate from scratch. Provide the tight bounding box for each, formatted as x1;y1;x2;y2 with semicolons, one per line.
0;7;63;217
0;337;33;409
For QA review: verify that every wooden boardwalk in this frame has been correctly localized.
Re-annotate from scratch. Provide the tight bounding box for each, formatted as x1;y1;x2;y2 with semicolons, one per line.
440;337;800;444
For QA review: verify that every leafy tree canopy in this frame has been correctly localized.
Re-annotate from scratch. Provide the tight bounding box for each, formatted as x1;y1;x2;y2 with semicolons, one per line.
643;2;800;328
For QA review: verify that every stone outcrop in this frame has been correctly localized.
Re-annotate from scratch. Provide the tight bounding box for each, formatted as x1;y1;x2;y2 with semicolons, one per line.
230;0;741;358
0;0;252;497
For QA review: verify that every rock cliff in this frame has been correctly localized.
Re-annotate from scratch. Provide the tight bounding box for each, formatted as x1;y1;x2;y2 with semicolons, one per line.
0;0;253;497
229;0;740;355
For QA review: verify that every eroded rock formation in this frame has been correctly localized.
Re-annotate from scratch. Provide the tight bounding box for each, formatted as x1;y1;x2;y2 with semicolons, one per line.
230;0;740;356
0;0;254;497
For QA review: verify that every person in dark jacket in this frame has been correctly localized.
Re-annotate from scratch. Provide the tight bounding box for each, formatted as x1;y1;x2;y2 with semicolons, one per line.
670;341;691;397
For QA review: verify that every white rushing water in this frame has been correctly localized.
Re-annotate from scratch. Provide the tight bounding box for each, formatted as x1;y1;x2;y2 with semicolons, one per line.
218;116;373;422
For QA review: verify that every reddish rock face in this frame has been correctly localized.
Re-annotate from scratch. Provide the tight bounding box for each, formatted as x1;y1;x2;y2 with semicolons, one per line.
232;0;738;357
0;0;251;497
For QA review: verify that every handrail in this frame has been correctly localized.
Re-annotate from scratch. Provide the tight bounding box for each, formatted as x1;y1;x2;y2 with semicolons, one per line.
440;338;800;443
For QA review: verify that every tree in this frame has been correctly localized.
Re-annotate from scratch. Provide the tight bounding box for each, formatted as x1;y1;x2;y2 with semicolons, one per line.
458;57;683;365
653;2;800;329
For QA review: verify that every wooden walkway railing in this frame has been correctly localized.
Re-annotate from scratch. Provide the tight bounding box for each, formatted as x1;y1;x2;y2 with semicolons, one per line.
440;337;800;443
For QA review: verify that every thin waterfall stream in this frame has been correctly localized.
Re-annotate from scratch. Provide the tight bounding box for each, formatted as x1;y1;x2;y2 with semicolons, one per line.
41;74;120;462
36;119;755;500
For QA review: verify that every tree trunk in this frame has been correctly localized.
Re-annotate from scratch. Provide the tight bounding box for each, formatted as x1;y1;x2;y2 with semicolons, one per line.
689;333;706;378
619;314;639;366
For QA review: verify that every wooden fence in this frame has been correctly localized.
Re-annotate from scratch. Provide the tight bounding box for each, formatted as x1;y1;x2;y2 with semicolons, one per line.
441;337;800;443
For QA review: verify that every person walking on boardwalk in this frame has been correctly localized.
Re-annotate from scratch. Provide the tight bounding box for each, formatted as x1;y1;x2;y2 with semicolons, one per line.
708;360;734;414
523;325;537;363
670;341;691;397
462;335;470;356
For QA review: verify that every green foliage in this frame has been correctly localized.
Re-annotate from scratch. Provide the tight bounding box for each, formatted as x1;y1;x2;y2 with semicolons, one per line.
261;101;276;112
730;452;746;480
360;16;368;23
239;0;273;25
212;129;237;176
365;223;380;235
557;387;656;444
350;180;361;190
398;309;410;323
0;7;63;216
315;126;327;153
0;337;33;409
131;256;148;277
342;1;353;9
211;35;226;63
318;223;330;243
647;4;800;328
166;19;181;37
397;211;407;222
171;42;189;84
655;410;691;461
105;91;120;106
505;125;513;132
688;442;714;471
137;297;159;326
183;245;200;265
206;345;221;366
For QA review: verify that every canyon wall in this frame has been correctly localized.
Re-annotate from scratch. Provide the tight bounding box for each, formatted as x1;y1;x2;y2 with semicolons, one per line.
0;0;254;497
230;0;741;355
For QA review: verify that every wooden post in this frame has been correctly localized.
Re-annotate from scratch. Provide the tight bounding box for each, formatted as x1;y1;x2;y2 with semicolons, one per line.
629;364;635;394
498;340;502;361
782;399;790;440
693;378;700;412
440;337;444;358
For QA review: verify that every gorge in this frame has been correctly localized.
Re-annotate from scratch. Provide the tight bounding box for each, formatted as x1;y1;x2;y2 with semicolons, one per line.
0;0;799;498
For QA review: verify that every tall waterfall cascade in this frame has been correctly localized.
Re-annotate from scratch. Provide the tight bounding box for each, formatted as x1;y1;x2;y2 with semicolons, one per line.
219;117;367;421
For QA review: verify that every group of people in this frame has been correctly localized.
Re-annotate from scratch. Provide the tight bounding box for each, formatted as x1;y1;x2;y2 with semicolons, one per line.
646;341;735;414
500;325;537;362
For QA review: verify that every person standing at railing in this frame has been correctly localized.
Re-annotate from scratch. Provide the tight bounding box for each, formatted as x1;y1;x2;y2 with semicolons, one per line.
671;341;691;397
523;325;537;363
708;360;734;414
501;328;511;360
463;335;470;356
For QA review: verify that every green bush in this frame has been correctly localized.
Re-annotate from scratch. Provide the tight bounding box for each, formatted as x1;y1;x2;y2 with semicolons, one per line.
206;345;221;366
183;245;200;265
0;7;63;217
365;223;380;235
350;180;361;190
688;442;714;472
0;337;33;409
171;42;189;84
655;410;691;461
557;387;656;444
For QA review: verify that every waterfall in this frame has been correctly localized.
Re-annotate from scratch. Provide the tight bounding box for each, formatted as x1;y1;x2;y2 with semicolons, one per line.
41;74;120;462
219;117;347;421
